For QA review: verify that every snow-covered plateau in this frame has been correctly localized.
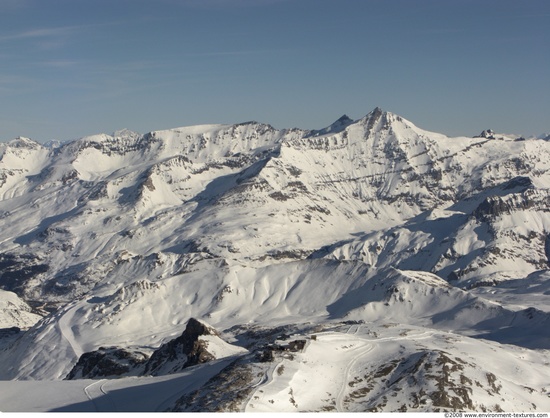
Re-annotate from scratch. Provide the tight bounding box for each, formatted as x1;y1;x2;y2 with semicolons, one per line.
0;108;549;412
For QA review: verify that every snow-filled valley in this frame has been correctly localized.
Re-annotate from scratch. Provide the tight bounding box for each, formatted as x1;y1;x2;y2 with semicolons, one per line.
0;108;549;412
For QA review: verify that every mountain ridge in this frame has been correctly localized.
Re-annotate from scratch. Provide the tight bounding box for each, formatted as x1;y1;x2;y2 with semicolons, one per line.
0;108;549;411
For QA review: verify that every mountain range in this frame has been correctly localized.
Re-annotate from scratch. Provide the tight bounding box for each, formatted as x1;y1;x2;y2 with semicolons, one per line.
0;108;549;412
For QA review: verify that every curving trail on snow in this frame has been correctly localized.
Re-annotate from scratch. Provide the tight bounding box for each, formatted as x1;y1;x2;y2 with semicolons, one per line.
83;379;117;412
335;342;373;412
56;302;84;359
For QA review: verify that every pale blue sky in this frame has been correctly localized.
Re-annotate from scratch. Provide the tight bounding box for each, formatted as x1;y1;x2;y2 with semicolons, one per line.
0;0;548;142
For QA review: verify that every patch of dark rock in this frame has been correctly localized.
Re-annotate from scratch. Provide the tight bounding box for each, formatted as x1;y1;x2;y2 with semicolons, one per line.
474;191;550;221
222;158;249;169
286;181;308;193
26;300;62;315
143;318;219;375
0;327;21;338
485;372;501;395
475;130;496;140
142;176;155;191
258;339;307;363
170;358;260;412
0;254;49;295
258;249;313;262
226;323;313;351
373;360;400;379
269;191;290;201
503;176;532;191
257;349;275;363
287;166;302;177
65;347;149;380
306;205;331;215
545;235;550;267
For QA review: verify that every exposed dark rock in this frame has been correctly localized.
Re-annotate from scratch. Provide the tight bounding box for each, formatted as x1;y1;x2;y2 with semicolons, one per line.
143;318;219;375
0;326;21;338
257;338;307;363
475;130;496;139
352;350;476;412
65;318;226;380
502;176;532;191
473;196;513;220
269;191;290;201
305;114;355;138
65;347;148;380
258;249;313;262
257;349;275;363
473;189;550;221
170;358;260;412
0;253;49;296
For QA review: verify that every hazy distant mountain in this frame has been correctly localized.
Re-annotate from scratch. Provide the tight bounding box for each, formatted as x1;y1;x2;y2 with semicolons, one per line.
0;108;549;412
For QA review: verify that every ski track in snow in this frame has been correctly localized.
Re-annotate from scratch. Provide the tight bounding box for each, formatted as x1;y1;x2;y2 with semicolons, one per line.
310;327;434;412
57;302;84;359
347;324;362;334
243;325;437;411
243;357;285;412
336;342;374;412
83;379;115;412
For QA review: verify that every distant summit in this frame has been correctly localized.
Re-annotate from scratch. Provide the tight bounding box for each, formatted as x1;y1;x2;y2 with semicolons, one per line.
43;139;65;149
306;114;355;137
475;129;496;139
112;129;141;140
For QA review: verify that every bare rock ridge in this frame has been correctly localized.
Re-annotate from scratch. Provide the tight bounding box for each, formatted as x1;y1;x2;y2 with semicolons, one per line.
65;347;148;380
143;318;219;375
66;318;221;379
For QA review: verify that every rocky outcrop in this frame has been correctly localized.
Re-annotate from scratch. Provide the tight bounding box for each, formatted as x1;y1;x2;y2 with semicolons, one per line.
58;315;251;381
475;129;496;139
143;318;219;376
64;318;220;380
65;347;148;380
474;189;550;221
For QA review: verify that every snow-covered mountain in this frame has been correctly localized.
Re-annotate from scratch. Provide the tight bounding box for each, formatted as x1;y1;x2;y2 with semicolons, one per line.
0;108;549;412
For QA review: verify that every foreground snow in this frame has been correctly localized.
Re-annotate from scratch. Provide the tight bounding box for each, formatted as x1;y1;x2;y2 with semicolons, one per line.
0;359;232;412
1;322;549;412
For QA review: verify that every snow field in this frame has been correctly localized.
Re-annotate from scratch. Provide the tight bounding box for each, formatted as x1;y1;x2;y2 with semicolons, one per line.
0;289;42;329
0;358;233;412
245;332;373;412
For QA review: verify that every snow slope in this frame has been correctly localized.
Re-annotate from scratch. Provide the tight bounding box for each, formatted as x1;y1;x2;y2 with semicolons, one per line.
244;324;550;413
0;358;233;412
0;108;549;411
0;289;41;329
2;321;549;412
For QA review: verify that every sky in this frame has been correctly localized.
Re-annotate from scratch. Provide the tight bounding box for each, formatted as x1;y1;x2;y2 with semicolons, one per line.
0;0;548;142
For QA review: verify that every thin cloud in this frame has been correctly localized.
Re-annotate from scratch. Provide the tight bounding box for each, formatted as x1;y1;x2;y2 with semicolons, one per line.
0;0;31;12
419;27;470;35
0;73;42;94
0;26;75;43
0;20;132;44
179;0;292;9
186;49;290;57
40;60;80;68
